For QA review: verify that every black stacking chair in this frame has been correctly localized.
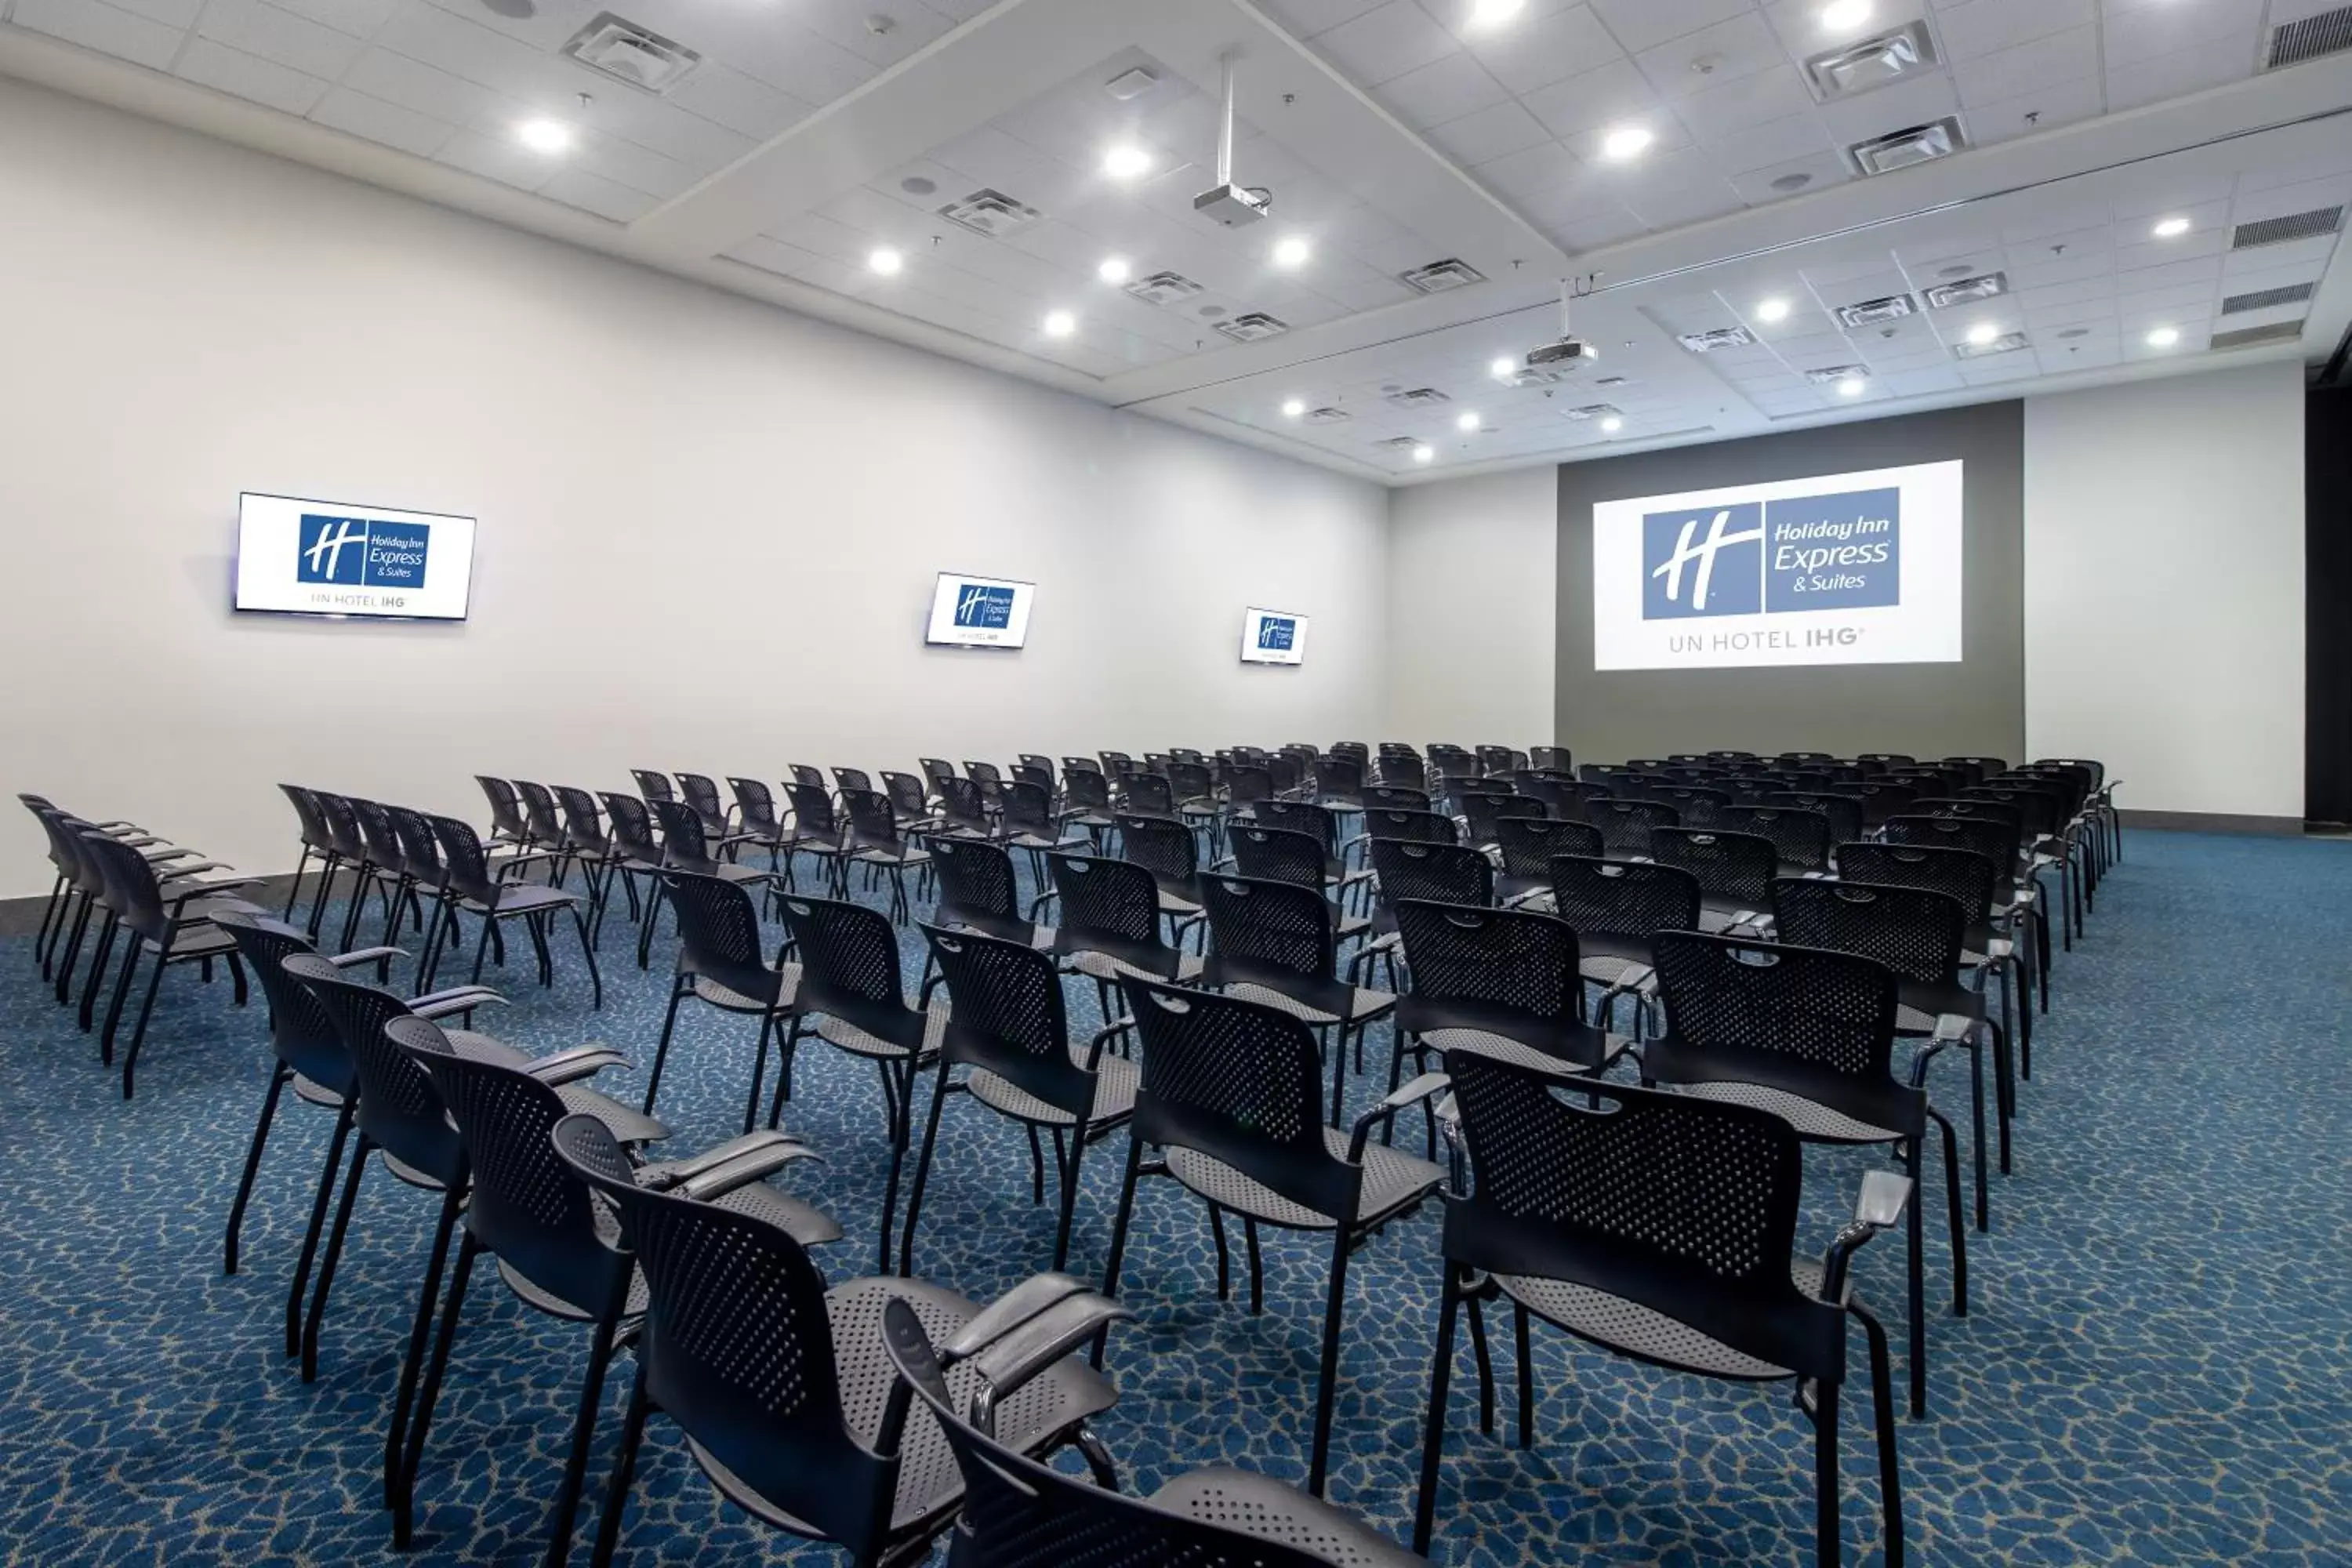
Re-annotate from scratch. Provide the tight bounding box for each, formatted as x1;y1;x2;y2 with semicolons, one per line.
1196;873;1396;1127
920;757;960;801
1646;826;1778;933
1221;763;1274;825
1227;824;1376;952
1529;744;1572;772
1492;815;1603;906
648;869;803;1134
1120;771;1177;819
631;769;677;808
1643;932;1967;1419
1361;837;1495;990
677;771;757;859
1390;899;1624;1109
648;799;768;894
339;798;419;953
768;894;947;1269
423;815;602;1008
213;912;405;1280
900;925;1139;1275
783;782;858;895
513;782;578;887
393;1016;834;1566
789;763;829;793
306;790;376;938
1773;877;2008;1231
80;832;256;1098
1459;792;1544;853
475;775;537;858
1414;1053;1907;1566
1346;805;1453;869
552;787;634;940
834;765;876;797
1638;784;1731;829
1314;754;1367;815
277;783;340;926
1372;755;1427;789
841;788;933;924
1167;759;1222;851
1056;768;1120;848
1767;790;1866;850
1718;804;1834;877
1103;978;1446;1496
1965;781;2083;944
1884;812;2045;1017
1545;856;1703;1032
20;800;121;987
997;779;1083;881
1584;797;1681;858
935;775;998;840
1238;800;1374;912
723;775;808;890
884;1292;1425;1566
599;792;673;961
1362;783;1436;814
547;1117;1117;1568
1510;775;1599;822
1044;851;1200;1025
927;836;1053;948
35;805;205;1017
1116;811;1206;948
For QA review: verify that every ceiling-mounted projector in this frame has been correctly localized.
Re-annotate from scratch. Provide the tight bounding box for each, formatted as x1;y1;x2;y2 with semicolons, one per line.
1525;278;1600;370
1196;52;1272;228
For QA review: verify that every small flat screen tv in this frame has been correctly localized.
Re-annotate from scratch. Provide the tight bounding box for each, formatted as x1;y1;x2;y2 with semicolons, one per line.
1241;607;1308;666
234;492;476;620
927;572;1036;650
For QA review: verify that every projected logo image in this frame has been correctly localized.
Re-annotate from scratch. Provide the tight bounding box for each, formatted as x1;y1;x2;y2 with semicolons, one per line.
1641;487;1900;619
296;514;433;590
1257;616;1298;652
952;583;1016;630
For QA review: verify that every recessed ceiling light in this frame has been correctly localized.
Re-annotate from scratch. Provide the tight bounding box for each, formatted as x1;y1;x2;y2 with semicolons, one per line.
1272;235;1312;269
1602;125;1653;161
1965;321;2001;347
1819;0;1872;31
1755;297;1791;324
1490;355;1517;379
1102;144;1152;180
1838;376;1867;397
1413;445;1436;463
1281;397;1307;419
1600;415;1624;434
1467;0;1526;29
867;246;904;276
1455;411;1481;432
515;118;572;154
1097;256;1132;285
2146;325;2180;347
2152;216;2191;240
1044;310;1077;338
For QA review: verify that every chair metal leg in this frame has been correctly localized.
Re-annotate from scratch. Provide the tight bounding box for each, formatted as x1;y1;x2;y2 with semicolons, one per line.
590;1364;652;1568
386;1184;463;1512
873;1058;915;1275
1025;1124;1046;1206
571;903;603;1010
303;1130;372;1382
1513;1300;1534;1449
95;931;136;1059
1857;1302;1904;1568
32;873;65;971
81;912;122;1034
1051;1119;1087;1274
1305;1225;1353;1497
53;891;93;1004
1243;1217;1264;1316
644;982;688;1118
542;1309;622;1568
1931;1107;1969;1317
118;945;172;1100
1207;1203;1231;1301
1904;1138;1926;1418
1967;1033;1989;1233
1411;1264;1463;1555
1466;1289;1495;1435
395;1232;480;1549
898;1065;954;1279
1095;1138;1146;1367
1814;1377;1843;1568
287;1103;355;1359
224;1065;292;1275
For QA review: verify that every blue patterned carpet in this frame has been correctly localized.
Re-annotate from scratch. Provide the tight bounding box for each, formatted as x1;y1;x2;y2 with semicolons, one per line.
2;829;2347;1566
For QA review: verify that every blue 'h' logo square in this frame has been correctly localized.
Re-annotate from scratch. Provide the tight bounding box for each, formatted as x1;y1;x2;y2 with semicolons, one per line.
953;585;1015;630
1258;617;1296;651
296;516;370;586
1642;503;1764;619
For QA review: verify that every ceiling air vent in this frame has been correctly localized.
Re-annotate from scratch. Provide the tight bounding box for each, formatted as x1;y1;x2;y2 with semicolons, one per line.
1955;331;2028;359
1805;365;1871;385
1803;21;1937;100
1373;436;1424;451
1561;404;1622;421
1506;365;1570;387
2211;320;2305;350
1215;313;1289;343
1124;270;1202;306
1104;65;1158;100
938;189;1041;238
2231;206;2343;249
563;13;701;95
1849;118;1965;177
2267;5;2352;68
2222;282;2317;314
1387;387;1452;408
1678;326;1755;352
1304;406;1352;424
1399;259;1486;295
1835;293;1915;328
1925;271;2008;309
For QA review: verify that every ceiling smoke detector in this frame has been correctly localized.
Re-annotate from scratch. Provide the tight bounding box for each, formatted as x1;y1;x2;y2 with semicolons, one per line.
1835;292;1916;328
1848;118;1966;176
1399;259;1486;295
937;188;1042;238
1925;271;2009;309
1804;21;1937;100
563;13;701;94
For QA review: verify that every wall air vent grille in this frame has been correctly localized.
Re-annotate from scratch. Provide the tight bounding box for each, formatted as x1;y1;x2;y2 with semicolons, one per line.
2231;207;2343;249
2221;283;2316;314
2268;5;2352;67
2209;321;2305;350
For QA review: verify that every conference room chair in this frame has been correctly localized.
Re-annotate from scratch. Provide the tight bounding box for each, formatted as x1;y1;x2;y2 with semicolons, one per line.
720;776;809;892
1314;753;1367;815
1267;753;1308;800
1361;837;1496;992
918;775;989;843
925;834;1054;951
881;769;947;840
1114;811;1207;949
2035;756;2121;863
392;1014;834;1567
422;815;603;1009
1413;1051;1907;1567
1965;779;2087;941
1766;789;1866;850
1717;804;1835;879
964;760;1012;812
898;924;1139;1276
1056;767;1120;848
677;771;759;861
598;792;674;965
80;832;256;1098
1544;855;1704;1033
630;769;677;810
648;798;768;898
1120;771;1177;819
1511;774;1603;821
547;1115;1117;1568
1009;760;1057;802
1226;824;1377;952
1771;877;2008;1232
1102;978;1446;1497
25;802;188;1006
1196;873;1396;1128
553;786;638;938
1640;783;1733;829
1883;811;2048;1025
1646;826;1779;934
1247;799;1375;911
993;779;1085;883
1167;758;1223;851
919;756;958;801
1374;753;1428;788
309;791;379;941
788;762;829;795
1528;744;1571;773
768;893;947;1271
1347;804;1457;871
644;869;804;1134
1857;752;1916;769
1642;931;1966;1420
834;764;876;796
1491;815;1604;907
1584;797;1682;859
782;781;858;896
512;781;578;887
473;776;538;861
274;783;340;930
1042;851;1202;1029
1854;779;1920;829
344;797;430;953
841;786;934;924
1017;750;1059;781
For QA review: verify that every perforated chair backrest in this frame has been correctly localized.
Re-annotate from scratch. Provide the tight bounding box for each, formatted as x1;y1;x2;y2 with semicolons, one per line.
1462;792;1545;845
1394;900;1581;1025
1882;812;2018;876
1439;1051;1839;1379
1226;825;1329;891
1116;814;1198;891
938;777;993;835
921;758;959;791
679;773;732;835
786;783;844;840
81;834;172;942
1646;827;1777;906
1251;798;1336;854
789;764;827;791
1047;853;1163;952
1714;806;1831;872
662;869;779;1001
477;776;528;842
1832;841;1999;923
212;910;343;1074
1363;785;1433;813
280;784;333;854
1649;931;1903;1098
1639;786;1730;829
1493;815;1603;880
1529;745;1571;773
920;925;1091;1122
1266;755;1304;797
1772;877;1965;985
554;786;612;851
967;761;1006;790
1582;797;1682;858
1000;781;1058;837
1198;873;1336;985
1222;766;1272;808
1120;773;1174;818
632;770;677;804
1011;764;1054;797
281;953;458;1181
1763;792;1864;848
315;790;368;860
1547;856;1701;942
1358;808;1457;847
843;788;906;848
1167;761;1214;803
428;815;505;906
729;777;783;836
1853;781;1918;827
928;837;1024;933
833;767;874;796
1368;839;1494;909
649;798;720;871
350;797;409;875
1373;755;1428;788
1018;753;1058;780
603;793;663;866
546;1115;891;1556
1314;756;1364;800
515;781;567;847
1061;771;1112;813
388;804;449;888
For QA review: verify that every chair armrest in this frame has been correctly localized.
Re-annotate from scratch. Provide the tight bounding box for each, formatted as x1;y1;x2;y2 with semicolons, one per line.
1082;1017;1133;1072
1347;1071;1451;1163
641;1131;823;1200
140;844;200;861
158;860;230;880
411;987;508;1019
1595;964;1657;1014
1907;1014;1974;1088
524;1045;630;1085
1820;1170;1913;1300
328;946;407;967
967;1292;1135;1434
942;1272;1098;1360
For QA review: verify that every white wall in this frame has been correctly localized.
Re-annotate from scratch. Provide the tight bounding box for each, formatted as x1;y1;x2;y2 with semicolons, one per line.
0;82;1388;898
1384;466;1557;747
2024;361;2306;818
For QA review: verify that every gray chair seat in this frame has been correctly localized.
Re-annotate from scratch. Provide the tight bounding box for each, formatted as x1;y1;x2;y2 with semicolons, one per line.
1148;1466;1426;1566
815;1004;950;1063
967;1050;1140;1127
1069;949;1205;984
689;966;800;1012
1672;1079;1898;1143
1418;1025;1625;1078
1495;1256;1834;1381
1222;979;1394;1028
1165;1128;1440;1231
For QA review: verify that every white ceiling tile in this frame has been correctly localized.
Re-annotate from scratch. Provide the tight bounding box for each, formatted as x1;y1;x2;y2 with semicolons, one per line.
2100;0;2263;68
1464;2;1623;94
1962;72;2104;144
704;10;877;105
1675;63;1817;142
99;0;202;27
195;0;363;77
1931;0;2094;61
308;83;451;154
261;0;393;37
10;0;183;67
1623;174;1747;227
666;66;813;143
2105;35;2257;111
1550;204;1650;249
1951;26;2099;107
1471;137;1583;198
1264;0;1387;38
1708;109;1838;173
722;235;822;278
1372;48;1512;128
1730;148;1852;201
541;165;658;223
1634;12;1785;101
372;0;570;103
1423;98;1553;164
1311;0;1462;87
176;35;326;111
786;0;958;71
1814;70;1960;145
1588;0;1754;54
1882;365;1967;394
1762;0;1931;55
435;127;558;191
1521;56;1663;138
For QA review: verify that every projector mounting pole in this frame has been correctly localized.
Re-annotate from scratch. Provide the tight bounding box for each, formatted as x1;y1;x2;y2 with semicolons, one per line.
1217;51;1237;190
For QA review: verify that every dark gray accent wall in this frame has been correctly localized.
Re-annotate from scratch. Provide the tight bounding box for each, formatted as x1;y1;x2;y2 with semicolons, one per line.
1555;401;2025;763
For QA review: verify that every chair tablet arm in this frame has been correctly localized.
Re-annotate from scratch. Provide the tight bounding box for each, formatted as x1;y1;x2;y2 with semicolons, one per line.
1348;1072;1451;1163
525;1045;630;1086
1083;1017;1134;1072
1821;1170;1913;1301
967;1292;1136;1433
411;987;508;1019
327;946;407;968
